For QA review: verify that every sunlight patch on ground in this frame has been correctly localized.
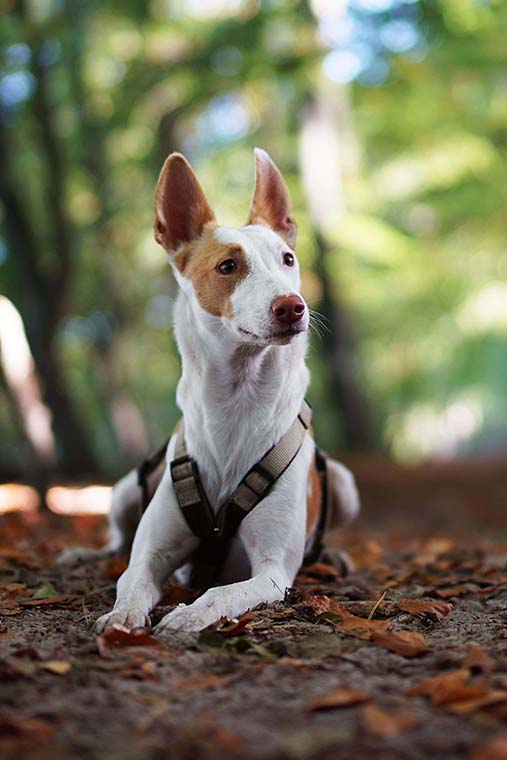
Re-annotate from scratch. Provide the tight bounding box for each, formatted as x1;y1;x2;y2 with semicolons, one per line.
46;486;112;515
0;484;39;513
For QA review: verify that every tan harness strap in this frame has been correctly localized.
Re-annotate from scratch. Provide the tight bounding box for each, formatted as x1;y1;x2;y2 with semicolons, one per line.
227;400;312;512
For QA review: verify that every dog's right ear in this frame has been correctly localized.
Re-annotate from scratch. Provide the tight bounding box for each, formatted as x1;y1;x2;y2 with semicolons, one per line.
154;153;216;252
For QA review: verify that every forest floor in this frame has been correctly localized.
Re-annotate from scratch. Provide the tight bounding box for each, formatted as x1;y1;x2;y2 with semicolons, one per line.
2;460;507;760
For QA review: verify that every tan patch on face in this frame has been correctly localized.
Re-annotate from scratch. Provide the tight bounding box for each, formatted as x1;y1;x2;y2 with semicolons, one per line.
175;230;249;318
306;450;323;538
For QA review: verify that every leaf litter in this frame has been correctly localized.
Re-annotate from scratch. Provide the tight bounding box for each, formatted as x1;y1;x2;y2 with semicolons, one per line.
2;510;507;759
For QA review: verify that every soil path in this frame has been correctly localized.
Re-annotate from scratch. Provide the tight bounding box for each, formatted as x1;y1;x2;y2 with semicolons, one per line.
1;496;507;760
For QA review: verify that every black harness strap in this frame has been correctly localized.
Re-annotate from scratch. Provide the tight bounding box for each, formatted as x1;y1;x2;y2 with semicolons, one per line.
137;437;170;516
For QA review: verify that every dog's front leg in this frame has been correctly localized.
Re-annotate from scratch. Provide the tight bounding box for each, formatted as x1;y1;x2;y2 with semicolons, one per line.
154;438;312;634
94;460;199;633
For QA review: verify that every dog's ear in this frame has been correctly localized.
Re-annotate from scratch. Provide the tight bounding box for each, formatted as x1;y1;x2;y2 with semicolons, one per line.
246;148;297;248
154;153;216;252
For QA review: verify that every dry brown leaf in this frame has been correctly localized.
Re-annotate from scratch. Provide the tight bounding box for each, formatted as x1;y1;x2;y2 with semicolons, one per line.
95;627;162;658
447;690;507;715
213;612;255;637
0;601;22;615
4;658;38;677
0;582;31;599
348;539;384;568
306;595;391;638
98;556;128;579
407;669;489;706
199;726;246;753
119;657;161;682
332;600;399;619
398;598;453;620
0;716;54;737
171;672;233;692
463;644;497;673
305;594;335;616
20;594;79;607
468;737;507;760
160;580;201;606
411;538;455;566
435;584;477;599
307;686;371;712
298;562;339;581
39;660;72;675
371;630;430;657
0;546;34;560
361;704;416;738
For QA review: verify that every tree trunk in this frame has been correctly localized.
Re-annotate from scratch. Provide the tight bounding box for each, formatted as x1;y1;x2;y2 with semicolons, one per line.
299;93;377;452
0;9;100;476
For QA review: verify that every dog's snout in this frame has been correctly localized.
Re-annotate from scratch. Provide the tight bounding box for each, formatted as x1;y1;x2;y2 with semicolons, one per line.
271;294;306;326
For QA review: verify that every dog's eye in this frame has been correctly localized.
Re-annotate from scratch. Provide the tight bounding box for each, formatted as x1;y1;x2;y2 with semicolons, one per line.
283;252;295;267
217;259;237;275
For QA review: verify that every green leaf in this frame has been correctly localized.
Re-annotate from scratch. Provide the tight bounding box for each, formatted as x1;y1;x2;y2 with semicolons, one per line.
32;583;58;599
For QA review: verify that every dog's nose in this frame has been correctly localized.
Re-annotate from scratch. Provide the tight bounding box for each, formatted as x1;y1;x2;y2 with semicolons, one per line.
271;294;306;325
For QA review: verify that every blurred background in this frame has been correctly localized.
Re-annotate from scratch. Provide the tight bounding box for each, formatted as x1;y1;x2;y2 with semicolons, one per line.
1;0;506;514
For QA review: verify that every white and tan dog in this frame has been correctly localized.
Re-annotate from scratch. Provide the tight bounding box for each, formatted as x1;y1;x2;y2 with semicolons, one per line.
62;149;359;633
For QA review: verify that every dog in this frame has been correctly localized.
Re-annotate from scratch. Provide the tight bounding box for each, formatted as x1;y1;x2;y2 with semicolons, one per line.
60;148;360;633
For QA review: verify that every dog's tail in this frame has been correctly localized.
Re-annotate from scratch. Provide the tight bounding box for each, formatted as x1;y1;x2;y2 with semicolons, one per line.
326;458;360;529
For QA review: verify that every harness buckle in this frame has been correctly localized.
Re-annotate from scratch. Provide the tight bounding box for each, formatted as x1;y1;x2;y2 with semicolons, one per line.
170;454;195;481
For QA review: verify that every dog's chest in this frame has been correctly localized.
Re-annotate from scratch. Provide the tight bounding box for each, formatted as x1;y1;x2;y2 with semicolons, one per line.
182;401;297;508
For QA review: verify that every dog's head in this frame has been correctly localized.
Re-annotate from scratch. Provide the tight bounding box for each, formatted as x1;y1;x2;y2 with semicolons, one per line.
154;148;309;346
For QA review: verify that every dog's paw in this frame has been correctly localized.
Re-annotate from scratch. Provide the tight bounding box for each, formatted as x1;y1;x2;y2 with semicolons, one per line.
154;604;212;635
94;608;150;634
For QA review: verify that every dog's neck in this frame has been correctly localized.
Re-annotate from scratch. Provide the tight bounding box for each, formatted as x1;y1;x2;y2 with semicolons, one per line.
173;291;310;507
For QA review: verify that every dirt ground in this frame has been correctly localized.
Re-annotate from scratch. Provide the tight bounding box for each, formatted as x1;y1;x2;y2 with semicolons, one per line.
2;461;507;760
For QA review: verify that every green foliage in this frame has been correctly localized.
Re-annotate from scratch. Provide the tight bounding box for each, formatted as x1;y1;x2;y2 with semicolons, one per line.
0;0;506;475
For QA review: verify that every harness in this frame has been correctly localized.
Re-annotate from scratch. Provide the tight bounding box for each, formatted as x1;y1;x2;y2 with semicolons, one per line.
137;401;328;587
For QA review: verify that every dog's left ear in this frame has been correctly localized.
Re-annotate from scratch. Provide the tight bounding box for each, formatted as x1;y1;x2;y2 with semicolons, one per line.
154;153;216;253
246;148;298;248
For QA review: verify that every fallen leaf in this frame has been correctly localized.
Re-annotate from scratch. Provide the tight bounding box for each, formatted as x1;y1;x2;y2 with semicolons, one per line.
298;562;339;582
447;690;507;715
407;669;489;706
39;660;72;675
411;538;455;566
348;539;384;568
0;716;54;737
307;686;371;712
32;582;57;599
160;580;201;606
361;704;416;738
468;737;507;760
95;627;162;658
0;582;31;600
435;584;477;599
20;594;79;607
198;726;245;753
305;594;334;616
0;601;22;615
171;673;233;692
119;657;161;682
330;600;399;619
98;556;128;579
3;658;38;677
463;645;497;673
371;630;430;657
398;598;453;620
213;612;254;637
305;595;391;638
